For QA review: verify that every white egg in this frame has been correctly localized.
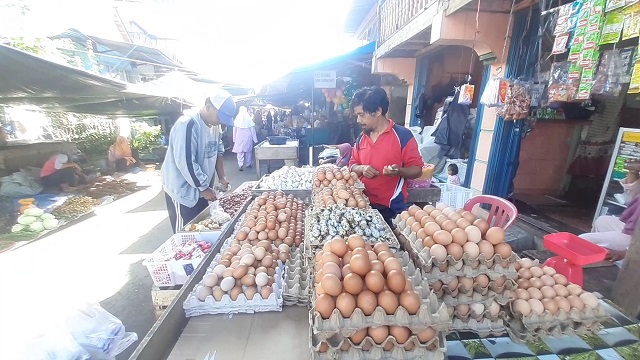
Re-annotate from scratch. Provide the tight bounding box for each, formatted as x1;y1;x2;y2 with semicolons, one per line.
220;277;236;292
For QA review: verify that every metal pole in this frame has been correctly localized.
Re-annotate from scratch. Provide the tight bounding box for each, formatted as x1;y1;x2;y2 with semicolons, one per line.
310;84;315;166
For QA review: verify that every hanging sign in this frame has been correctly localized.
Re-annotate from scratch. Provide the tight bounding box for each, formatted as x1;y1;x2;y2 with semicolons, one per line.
314;71;337;89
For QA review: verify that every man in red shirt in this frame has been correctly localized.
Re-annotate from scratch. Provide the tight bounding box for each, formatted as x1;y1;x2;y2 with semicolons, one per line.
348;87;424;225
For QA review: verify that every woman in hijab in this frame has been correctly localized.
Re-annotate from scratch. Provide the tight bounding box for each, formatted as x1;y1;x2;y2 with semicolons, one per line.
108;136;142;173
233;106;258;171
319;143;352;167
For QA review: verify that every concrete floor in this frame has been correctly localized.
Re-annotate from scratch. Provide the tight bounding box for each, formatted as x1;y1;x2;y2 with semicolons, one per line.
0;153;257;360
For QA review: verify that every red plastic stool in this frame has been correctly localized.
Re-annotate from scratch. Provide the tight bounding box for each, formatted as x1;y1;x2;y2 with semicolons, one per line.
542;232;607;287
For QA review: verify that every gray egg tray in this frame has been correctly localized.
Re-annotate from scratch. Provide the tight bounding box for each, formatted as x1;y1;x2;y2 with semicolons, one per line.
283;248;312;307
451;318;508;337
506;300;610;330
505;318;605;343
450;306;508;324
305;206;400;249
310;325;446;360
310;252;451;339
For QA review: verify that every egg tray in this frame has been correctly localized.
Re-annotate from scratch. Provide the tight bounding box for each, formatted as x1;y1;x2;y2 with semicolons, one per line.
435;278;517;299
400;229;520;272
252;176;313;199
450;306;508;323
450;317;508;337
283;250;312;307
310;325;446;360
304;207;400;250
505;319;604;343
437;289;514;307
183;238;285;316
506;301;610;330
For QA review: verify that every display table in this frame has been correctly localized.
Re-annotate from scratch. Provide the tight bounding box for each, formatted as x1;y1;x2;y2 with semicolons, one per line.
407;184;442;204
254;139;299;178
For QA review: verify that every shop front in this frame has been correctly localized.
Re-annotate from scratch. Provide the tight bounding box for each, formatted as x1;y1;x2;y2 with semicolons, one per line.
474;1;640;234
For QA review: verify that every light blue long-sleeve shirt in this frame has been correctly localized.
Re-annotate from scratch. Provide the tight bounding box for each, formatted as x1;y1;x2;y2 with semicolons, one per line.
161;112;224;207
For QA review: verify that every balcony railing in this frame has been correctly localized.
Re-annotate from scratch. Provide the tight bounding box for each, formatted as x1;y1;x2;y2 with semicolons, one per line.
379;0;439;43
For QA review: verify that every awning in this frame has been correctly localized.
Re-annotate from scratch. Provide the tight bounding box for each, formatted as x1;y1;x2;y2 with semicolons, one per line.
255;42;376;107
0;44;189;117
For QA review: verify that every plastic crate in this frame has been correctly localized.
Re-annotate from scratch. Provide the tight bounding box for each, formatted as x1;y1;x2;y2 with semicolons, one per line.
142;233;208;287
436;183;474;209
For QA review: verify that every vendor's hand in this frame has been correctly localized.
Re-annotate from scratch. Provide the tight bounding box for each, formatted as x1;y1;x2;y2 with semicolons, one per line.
218;177;230;189
383;164;400;177
201;188;217;202
624;160;640;172
361;165;379;179
605;249;627;262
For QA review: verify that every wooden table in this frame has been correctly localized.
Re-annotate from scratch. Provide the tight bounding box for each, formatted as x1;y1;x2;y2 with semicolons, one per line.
254;139;299;178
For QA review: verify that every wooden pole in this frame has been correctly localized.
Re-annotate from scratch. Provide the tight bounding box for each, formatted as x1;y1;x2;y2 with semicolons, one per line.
610;220;640;317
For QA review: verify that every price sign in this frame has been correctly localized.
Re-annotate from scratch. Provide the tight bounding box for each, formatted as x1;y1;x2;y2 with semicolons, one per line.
314;71;336;89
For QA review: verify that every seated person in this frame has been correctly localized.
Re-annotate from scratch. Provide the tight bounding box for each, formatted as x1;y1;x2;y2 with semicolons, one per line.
319;143;352;167
40;153;87;191
108;136;143;173
580;196;640;262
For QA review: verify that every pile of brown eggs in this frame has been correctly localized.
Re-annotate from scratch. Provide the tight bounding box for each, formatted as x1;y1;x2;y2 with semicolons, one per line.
314;183;368;208
313;165;359;189
313;235;439;353
195;241;291;302
511;258;600;317
235;191;304;247
314;235;421;319
399;203;513;262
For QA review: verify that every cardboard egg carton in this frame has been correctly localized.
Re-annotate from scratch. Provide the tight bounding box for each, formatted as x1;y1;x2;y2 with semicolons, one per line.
310;252;452;337
437;288;513;307
310;325;446;360
183;265;284;316
506;318;604;343
435;278;517;298
506;301;609;330
284;250;312;306
451;317;507;337
450;306;508;323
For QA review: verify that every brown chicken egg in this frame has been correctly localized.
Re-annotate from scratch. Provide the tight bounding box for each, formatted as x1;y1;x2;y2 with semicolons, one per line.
315;293;335;319
399;290;421;315
540;275;555;287
336;293;357;317
368;326;389;345
321;274;342;296
543;266;557;276
515;288;531;300
343;273;364;295
456;218;472;229
378;290;399;315
529;278;544;289
477;240;495;258
528;299;544;315
517;279;531;289
424;222;441;236
323;262;342;279
540;286;556;299
527;287;543;300
456;304;470;316
423;204;436;213
441;220;457;232
530;267;544;278
433;230;453;246
389;326;411;345
461;211;477;222
356;290;378;315
408;205;421;217
567;294;584;310
416;327;436;343
555;296;571;313
350;328;368;345
485;227;505;245
494;242;513;259
446;243;464;261
542;298;559;315
553;273;568;286
459;276;474;291
430;244;448;262
473;219;490;236
474;274;490;288
364;271;385;293
580;292;599;309
462;242;480;259
512;299;531;316
386;270;407;294
451;228;468;245
465;226;482;243
567;284;583;296
518;268;533;280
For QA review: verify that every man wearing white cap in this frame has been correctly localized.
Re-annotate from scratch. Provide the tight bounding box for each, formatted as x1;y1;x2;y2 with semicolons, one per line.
162;89;237;233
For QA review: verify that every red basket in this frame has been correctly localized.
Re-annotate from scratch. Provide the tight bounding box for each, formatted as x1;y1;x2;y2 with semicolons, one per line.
543;232;607;266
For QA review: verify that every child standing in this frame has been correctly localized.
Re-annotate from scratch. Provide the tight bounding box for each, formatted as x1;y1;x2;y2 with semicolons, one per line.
447;163;461;185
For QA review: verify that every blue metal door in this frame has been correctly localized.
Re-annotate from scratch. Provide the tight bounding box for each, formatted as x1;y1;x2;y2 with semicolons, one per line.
464;64;491;187
483;8;540;198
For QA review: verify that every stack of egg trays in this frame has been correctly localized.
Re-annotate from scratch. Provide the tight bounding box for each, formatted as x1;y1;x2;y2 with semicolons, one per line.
309;328;446;360
283;247;312;306
309;251;451;359
505;299;610;340
183;235;285;316
394;218;518;335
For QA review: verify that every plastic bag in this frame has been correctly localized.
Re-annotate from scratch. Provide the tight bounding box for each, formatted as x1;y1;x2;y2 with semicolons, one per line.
592;49;624;96
64;303;138;360
458;83;475;105
208;201;232;225
0;170;43;197
480;78;507;107
548;61;578;102
23;331;90;360
496;80;532;120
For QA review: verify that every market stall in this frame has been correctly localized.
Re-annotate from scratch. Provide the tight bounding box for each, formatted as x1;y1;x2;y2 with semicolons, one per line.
254;139;300;178
131;164;637;360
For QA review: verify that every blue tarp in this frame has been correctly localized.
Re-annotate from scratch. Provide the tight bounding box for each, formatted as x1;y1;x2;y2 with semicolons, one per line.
289;42;376;73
